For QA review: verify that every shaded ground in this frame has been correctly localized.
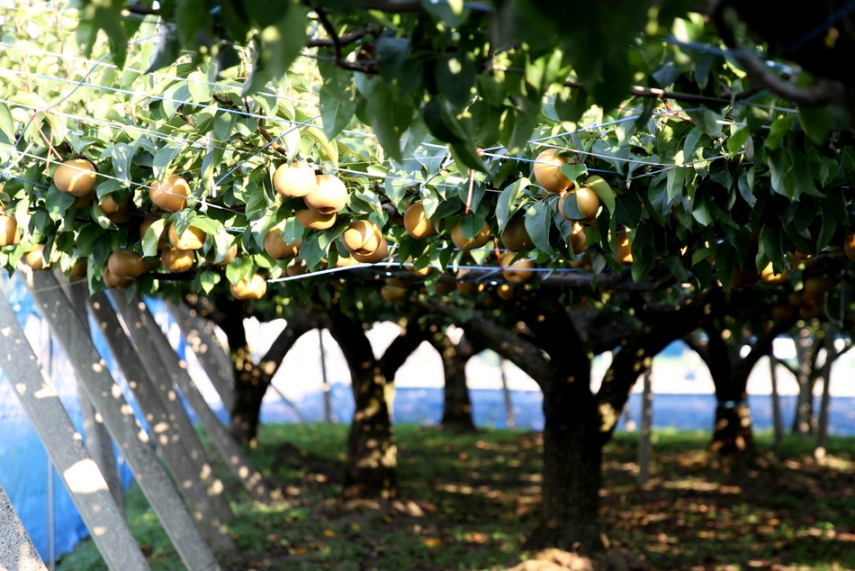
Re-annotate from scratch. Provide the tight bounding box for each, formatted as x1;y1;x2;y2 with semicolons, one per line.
57;425;855;571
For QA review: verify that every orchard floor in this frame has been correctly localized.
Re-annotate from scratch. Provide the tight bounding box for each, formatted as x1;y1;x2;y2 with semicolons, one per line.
57;426;855;571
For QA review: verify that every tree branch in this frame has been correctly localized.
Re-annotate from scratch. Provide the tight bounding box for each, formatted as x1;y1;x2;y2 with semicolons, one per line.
713;5;847;107
415;296;552;385
737;316;799;380
258;308;319;378
379;317;427;382
315;8;377;74
307;25;377;49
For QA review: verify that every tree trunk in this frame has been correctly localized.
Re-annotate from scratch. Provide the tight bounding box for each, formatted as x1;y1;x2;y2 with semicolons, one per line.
793;327;816;438
637;368;653;485
815;326;836;462
710;402;755;455
769;355;783;450
525;375;603;552
328;307;397;499
428;329;476;432
217;301;317;444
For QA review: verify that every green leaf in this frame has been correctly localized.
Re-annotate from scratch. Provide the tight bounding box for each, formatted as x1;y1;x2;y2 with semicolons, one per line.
843;147;855;172
435;54;475;108
187;71;212;103
686;109;722;138
459;214;487;240
226;255;254;285
765;116;792;150
760;224;785;270
46;185;75;222
737;169;757;207
666;167;687;202
448;142;488;174
525;201;554;255
0;104;14;143
153;143;182;179
299;233;324;268
213;111;237;142
100;143;135;186
727;127;750;155
76;224;105;257
496;178;530;233
798;104;831;146
559;163;587;186
198;269;219;294
142;219;168;257
585;174;615;215
501;103;540;156
365;80;414;162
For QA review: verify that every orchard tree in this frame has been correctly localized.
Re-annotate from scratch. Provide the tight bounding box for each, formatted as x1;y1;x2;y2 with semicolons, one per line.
4;0;855;555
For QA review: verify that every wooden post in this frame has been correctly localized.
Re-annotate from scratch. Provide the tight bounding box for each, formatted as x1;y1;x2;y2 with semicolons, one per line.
0;481;50;571
165;302;235;411
58;275;123;512
88;291;236;553
499;358;515;429
637;368;653;486
123;294;272;504
319;328;333;423
815;326;837;463
0;288;150;571
768;354;784;450
26;270;221;571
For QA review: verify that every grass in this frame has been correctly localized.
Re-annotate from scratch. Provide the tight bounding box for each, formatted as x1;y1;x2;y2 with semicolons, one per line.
56;425;855;571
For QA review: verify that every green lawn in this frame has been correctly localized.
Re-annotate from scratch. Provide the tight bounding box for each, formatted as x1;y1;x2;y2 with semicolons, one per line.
57;425;855;571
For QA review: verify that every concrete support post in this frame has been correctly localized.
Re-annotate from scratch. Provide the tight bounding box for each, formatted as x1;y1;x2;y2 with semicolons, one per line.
0;482;50;571
107;294;235;521
0;290;149;571
123;295;272;504
166;302;235;411
58;275;124;512
88;291;236;553
26;270;221;571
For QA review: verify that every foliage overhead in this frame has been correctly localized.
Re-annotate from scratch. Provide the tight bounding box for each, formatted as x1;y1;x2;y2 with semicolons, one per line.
0;1;854;324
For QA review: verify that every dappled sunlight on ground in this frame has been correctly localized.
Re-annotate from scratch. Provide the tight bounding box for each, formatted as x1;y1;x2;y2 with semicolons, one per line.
56;426;855;571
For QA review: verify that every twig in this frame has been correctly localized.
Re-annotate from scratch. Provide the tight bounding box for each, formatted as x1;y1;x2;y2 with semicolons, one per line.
314;8;377;74
212;94;287;157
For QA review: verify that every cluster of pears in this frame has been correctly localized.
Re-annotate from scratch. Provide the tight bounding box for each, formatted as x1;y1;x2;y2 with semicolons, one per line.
770;275;830;322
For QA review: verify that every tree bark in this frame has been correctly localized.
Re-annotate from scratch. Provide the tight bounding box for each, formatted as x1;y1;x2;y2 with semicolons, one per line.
769;355;784;450
213;298;317;444
328;305;397;499
815;326;836;462
525;367;603;552
637;369;653;485
426;327;476;432
793;327;818;438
